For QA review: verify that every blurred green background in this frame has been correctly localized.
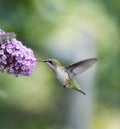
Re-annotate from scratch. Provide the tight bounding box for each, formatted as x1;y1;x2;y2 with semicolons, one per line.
0;0;120;129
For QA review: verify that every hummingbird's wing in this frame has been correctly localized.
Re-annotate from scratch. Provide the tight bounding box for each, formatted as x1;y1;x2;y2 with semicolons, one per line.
65;58;97;76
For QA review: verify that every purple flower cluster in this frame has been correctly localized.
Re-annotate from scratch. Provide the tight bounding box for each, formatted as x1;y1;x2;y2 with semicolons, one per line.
0;29;36;76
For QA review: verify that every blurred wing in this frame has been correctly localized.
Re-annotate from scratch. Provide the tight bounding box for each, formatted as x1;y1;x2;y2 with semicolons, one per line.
65;58;97;76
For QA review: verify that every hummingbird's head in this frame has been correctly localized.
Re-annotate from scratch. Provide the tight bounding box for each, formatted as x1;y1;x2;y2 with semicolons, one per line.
42;59;60;69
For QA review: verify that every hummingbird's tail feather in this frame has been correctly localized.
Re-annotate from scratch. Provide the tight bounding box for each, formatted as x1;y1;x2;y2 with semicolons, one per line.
72;84;86;95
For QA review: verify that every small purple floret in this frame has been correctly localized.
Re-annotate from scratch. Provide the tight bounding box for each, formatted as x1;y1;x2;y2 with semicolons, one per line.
0;29;36;76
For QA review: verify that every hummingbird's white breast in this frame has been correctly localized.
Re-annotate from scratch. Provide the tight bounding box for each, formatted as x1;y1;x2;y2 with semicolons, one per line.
55;67;69;86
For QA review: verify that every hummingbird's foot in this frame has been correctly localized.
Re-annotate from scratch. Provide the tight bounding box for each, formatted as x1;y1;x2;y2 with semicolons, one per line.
63;85;72;88
65;85;71;88
63;85;66;88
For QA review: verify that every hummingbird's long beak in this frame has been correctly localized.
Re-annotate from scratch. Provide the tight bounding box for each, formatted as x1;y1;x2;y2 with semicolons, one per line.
36;59;46;62
36;59;49;64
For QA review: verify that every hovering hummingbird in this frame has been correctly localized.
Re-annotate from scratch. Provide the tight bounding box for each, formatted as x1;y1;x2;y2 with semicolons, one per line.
38;58;97;95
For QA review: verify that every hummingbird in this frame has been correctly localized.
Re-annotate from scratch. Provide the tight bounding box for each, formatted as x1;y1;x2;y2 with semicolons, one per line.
38;58;97;95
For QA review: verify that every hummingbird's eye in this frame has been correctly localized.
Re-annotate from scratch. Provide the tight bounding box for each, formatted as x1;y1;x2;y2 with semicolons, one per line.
48;61;53;64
